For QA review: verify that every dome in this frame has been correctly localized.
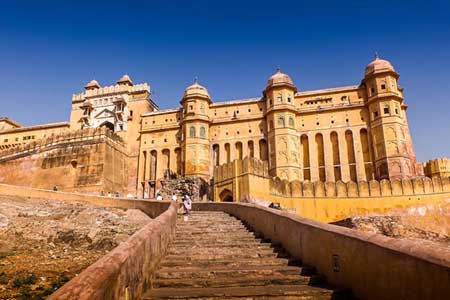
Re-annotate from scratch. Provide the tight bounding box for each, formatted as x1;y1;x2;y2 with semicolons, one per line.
85;79;100;90
183;79;210;99
266;68;295;89
117;74;133;86
365;55;395;76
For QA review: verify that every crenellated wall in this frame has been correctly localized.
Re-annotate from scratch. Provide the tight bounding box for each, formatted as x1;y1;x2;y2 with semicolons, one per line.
0;128;129;194
213;157;450;222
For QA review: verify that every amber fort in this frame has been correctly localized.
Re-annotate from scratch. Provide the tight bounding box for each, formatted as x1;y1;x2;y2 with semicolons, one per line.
0;55;448;201
2;55;450;300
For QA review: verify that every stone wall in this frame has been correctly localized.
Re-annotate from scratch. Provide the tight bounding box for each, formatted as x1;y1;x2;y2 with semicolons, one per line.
48;202;177;300
194;202;450;300
213;157;450;222
269;175;450;198
0;128;129;194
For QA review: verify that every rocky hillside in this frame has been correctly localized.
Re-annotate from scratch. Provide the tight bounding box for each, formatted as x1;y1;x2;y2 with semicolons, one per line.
0;195;151;299
333;202;450;248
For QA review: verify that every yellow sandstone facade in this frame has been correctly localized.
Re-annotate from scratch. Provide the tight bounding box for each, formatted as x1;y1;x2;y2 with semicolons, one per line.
0;56;427;197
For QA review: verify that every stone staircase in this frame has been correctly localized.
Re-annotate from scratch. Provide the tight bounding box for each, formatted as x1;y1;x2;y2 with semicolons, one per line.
143;211;352;299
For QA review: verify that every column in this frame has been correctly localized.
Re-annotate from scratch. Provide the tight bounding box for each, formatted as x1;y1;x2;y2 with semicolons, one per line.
137;150;146;197
242;141;248;159
229;142;236;162
297;136;305;181
219;143;227;165
155;151;164;188
253;139;260;160
353;129;367;182
308;133;319;181
169;148;176;174
338;130;350;182
323;131;335;182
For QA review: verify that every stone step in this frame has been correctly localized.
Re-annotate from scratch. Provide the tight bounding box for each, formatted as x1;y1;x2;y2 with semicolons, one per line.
169;241;272;250
171;237;263;246
174;233;257;240
155;265;302;280
153;274;324;289
143;284;348;300
159;257;292;268
163;251;280;262
175;228;250;233
166;246;276;256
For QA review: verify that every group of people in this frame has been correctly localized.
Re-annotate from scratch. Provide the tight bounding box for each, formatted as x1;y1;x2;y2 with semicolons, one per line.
155;191;192;215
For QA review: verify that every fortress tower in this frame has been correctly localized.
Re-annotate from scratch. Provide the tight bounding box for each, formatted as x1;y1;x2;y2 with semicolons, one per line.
263;68;301;180
362;55;420;179
180;79;212;178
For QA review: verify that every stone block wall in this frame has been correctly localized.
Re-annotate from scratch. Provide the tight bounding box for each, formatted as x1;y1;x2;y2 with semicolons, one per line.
213;157;450;222
0;128;129;194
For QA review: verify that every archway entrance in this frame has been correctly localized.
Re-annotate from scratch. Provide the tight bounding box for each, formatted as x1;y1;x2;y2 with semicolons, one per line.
100;121;115;132
219;189;233;202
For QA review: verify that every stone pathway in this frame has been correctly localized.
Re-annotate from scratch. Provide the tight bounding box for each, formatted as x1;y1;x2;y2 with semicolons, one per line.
144;211;352;299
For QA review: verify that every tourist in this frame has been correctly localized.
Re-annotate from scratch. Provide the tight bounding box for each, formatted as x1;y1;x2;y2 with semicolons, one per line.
171;193;178;202
156;192;163;201
183;195;192;215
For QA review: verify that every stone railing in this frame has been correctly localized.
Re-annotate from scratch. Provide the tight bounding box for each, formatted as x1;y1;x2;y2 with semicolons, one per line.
193;202;450;300
0;127;125;162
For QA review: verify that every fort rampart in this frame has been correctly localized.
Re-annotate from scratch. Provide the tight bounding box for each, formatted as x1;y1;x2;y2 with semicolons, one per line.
0;128;129;194
213;157;450;222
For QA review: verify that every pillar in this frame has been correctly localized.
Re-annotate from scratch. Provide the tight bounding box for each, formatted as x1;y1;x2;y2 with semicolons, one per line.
353;129;367;182
309;133;319;181
338;130;350;182
323;131;335;182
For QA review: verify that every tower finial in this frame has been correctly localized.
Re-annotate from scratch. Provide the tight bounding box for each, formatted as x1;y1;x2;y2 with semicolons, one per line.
194;76;198;84
374;51;379;59
276;65;281;73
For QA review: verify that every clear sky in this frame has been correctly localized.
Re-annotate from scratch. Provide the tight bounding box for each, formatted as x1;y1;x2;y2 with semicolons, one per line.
0;0;449;162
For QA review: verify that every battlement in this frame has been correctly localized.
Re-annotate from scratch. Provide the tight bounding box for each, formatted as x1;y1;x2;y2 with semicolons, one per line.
0;127;125;162
214;157;450;198
268;176;450;198
214;157;269;182
72;83;150;102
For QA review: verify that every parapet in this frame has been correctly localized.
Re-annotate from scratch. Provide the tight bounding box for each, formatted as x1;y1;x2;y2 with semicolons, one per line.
72;83;150;103
214;157;269;182
213;158;450;198
0;127;126;162
268;176;450;198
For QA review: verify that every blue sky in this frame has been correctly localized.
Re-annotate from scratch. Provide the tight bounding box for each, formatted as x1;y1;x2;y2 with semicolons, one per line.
0;0;449;161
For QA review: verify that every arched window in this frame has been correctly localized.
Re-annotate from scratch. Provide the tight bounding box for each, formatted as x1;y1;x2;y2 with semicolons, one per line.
288;116;294;127
278;116;285;127
200;103;205;113
200;126;206;138
189;126;196;138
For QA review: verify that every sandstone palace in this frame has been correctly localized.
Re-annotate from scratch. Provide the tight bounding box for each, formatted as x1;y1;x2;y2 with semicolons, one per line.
1;55;440;198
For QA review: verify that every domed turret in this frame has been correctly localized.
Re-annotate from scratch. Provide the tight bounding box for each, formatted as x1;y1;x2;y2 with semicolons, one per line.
266;67;296;90
365;54;395;76
117;74;133;86
85;79;101;90
183;78;210;101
